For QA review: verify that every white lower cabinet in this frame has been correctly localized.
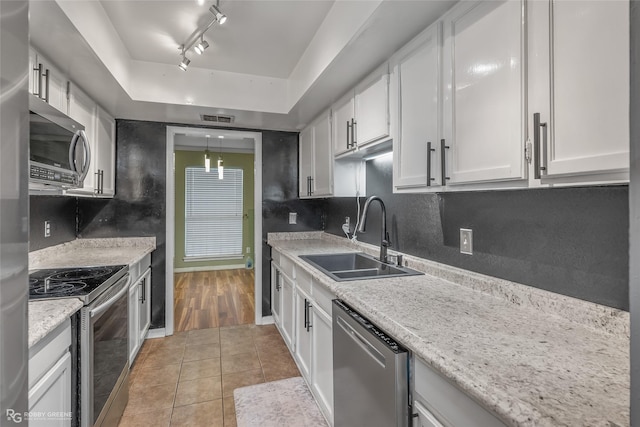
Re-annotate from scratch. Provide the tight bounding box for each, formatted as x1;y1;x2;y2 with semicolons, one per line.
413;356;505;427
29;319;72;427
294;288;313;379
280;273;295;349
270;249;335;425
310;304;333;423
128;255;152;365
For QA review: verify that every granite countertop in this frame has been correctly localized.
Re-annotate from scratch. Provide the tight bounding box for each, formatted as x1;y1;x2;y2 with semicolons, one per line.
28;237;157;348
29;237;156;270
268;232;629;427
29;298;83;348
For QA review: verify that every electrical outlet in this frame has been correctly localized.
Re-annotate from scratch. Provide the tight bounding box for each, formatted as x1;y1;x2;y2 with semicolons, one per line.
289;212;297;224
460;228;472;255
344;216;350;228
246;247;251;254
44;221;51;238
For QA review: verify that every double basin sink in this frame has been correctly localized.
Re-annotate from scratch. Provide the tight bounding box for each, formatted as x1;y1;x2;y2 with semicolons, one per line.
299;252;423;282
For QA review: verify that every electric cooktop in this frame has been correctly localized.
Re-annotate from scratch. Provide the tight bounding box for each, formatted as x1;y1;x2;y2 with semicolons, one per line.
29;265;128;304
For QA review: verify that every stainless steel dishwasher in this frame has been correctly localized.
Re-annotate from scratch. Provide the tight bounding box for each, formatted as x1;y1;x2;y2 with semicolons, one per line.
333;299;409;427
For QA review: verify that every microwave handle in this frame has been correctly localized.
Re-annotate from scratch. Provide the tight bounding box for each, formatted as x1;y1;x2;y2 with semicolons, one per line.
69;131;80;174
76;130;91;182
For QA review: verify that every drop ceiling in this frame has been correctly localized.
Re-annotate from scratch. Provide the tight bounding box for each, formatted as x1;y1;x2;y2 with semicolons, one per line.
29;0;456;131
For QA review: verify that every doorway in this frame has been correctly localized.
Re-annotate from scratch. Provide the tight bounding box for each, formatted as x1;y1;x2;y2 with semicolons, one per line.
165;126;264;336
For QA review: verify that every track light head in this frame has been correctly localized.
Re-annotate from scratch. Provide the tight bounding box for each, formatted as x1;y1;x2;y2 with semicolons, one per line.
209;4;227;24
194;38;210;55
178;55;191;71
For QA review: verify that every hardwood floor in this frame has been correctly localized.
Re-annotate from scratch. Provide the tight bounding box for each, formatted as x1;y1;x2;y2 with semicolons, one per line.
174;269;255;332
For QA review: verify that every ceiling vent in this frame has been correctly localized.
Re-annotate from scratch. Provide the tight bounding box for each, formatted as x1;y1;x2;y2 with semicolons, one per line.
200;114;234;124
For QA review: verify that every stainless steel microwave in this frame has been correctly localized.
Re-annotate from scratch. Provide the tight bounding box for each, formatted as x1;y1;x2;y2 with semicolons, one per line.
29;94;90;189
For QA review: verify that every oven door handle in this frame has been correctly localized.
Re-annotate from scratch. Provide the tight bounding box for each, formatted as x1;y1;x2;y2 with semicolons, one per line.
90;278;129;318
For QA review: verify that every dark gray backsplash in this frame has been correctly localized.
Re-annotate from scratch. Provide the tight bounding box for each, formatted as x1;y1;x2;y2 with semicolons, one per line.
78;120;167;328
29;196;76;251
324;155;629;311
261;131;325;316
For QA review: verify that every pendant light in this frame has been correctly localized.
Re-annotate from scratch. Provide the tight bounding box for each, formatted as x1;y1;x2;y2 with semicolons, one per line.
204;136;211;172
217;136;224;179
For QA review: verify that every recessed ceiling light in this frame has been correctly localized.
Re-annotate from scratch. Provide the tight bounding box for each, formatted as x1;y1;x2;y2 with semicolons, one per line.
218;136;224;139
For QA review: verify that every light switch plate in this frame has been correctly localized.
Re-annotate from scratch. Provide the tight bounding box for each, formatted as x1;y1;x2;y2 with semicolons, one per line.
289;212;297;225
460;228;472;255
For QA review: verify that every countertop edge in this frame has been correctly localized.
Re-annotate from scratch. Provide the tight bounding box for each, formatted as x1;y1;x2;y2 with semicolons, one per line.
28;298;83;349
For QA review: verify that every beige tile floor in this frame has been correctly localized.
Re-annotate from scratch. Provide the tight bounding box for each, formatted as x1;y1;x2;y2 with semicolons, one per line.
118;324;300;427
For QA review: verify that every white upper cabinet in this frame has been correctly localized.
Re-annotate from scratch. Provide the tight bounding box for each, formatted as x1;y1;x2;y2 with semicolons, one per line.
67;84;116;198
95;106;116;197
528;0;629;183
299;112;333;198
29;48;68;114
332;95;356;157
392;22;443;191
442;0;527;186
332;64;391;158
67;83;98;194
354;72;390;148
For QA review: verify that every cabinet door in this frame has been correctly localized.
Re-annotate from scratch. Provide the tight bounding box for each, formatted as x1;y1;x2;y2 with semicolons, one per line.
138;268;151;342
311;305;333;424
29;48;39;96
39;56;68;114
413;400;444;427
355;73;390;147
95;106;116;197
332;95;356;156
394;23;442;190
312;113;333;196
128;282;140;364
280;275;295;349
299;126;314;198
68;84;97;193
271;265;282;326
529;0;629;180
443;0;526;185
294;289;312;379
28;351;72;427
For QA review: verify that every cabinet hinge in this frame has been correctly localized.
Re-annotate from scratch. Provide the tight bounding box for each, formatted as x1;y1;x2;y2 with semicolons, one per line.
525;141;532;164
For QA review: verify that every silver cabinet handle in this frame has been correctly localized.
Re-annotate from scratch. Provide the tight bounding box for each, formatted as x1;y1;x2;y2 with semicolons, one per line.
33;63;43;97
43;68;50;103
351;118;356;148
426;141;435;187
309;177;313;195
346;121;351;149
440;139;450;184
533;113;548;179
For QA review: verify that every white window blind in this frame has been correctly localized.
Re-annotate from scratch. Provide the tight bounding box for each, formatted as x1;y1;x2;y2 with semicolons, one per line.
185;167;243;259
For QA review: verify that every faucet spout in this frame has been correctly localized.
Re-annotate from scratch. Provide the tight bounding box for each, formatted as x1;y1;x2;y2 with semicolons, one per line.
357;196;390;263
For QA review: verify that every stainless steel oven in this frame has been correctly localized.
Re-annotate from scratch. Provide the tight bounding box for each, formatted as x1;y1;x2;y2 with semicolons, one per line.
80;274;129;427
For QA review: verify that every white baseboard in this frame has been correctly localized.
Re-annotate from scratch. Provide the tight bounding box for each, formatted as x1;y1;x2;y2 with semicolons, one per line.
174;264;245;273
258;315;274;325
145;328;167;339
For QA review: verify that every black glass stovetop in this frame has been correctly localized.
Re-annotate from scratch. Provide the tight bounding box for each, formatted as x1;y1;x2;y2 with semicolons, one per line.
29;265;128;304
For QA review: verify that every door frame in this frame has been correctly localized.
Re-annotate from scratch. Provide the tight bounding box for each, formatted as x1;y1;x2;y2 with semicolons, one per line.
165;126;264;336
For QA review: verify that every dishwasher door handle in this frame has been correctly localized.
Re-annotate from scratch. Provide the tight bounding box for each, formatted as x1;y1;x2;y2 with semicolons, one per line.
337;315;386;368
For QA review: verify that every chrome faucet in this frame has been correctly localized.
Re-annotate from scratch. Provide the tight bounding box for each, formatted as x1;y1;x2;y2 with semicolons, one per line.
357;196;391;263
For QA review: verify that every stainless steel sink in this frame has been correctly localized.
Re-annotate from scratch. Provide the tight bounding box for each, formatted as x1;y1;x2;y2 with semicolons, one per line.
299;252;423;282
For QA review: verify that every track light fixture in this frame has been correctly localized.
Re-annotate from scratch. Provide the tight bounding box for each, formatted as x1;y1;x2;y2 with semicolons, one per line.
178;1;227;71
194;37;210;55
209;4;227;25
178;53;190;71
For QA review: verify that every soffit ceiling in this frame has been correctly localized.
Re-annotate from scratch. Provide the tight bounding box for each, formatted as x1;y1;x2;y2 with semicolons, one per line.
29;0;457;130
99;0;334;78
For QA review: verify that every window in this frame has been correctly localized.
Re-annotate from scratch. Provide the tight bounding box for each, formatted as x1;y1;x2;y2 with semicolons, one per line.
185;167;243;259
